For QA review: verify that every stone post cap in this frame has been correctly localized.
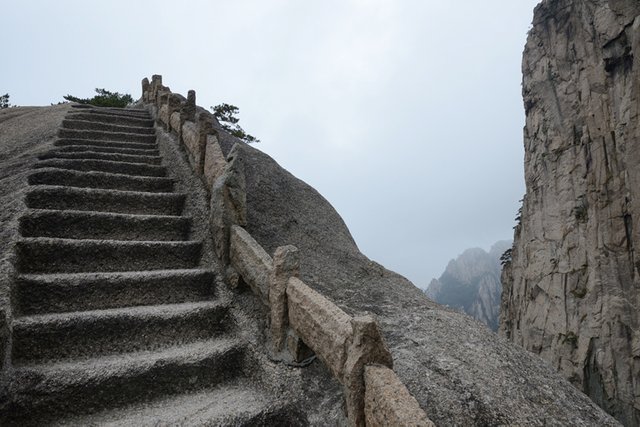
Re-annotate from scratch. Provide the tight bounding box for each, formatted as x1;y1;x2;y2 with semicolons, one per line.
273;245;300;273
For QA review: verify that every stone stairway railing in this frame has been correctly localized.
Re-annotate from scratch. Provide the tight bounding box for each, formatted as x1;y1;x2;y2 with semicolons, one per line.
142;75;434;427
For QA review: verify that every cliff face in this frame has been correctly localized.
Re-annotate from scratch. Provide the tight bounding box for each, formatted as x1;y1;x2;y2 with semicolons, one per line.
500;1;640;424
426;241;510;331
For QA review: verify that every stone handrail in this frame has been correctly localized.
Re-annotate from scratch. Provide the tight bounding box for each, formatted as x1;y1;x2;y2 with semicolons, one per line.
141;75;434;427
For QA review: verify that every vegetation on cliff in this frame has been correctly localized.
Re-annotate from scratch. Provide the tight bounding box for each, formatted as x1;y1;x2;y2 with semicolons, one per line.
63;88;133;108
211;103;259;144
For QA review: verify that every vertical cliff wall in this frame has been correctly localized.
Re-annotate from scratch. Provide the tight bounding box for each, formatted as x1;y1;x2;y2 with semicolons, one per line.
501;1;640;424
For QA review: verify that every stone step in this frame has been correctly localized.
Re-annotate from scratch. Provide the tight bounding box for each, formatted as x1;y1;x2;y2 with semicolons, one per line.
28;169;174;193
58;128;156;145
68;111;154;128
62;119;156;135
25;185;185;215
15;237;202;274
3;338;244;424
51;144;160;157
70;105;152;118
19;209;192;241
34;158;167;177
12;301;228;364
39;149;162;165
56;381;299;427
55;138;158;151
13;269;215;316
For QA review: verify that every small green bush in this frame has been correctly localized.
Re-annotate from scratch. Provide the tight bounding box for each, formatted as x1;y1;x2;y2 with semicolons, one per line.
0;93;10;109
64;88;133;108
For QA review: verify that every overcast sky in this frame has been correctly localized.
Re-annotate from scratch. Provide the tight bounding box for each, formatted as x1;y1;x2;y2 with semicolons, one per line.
4;0;539;289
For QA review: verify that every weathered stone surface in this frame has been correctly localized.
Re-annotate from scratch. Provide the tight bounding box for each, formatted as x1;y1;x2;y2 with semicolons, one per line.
141;78;149;101
0;308;7;373
204;135;226;191
270;245;299;351
501;1;640;424
286;330;315;363
0;105;70;338
195;112;215;176
287;277;352;380
181;121;199;171
343;315;393;427
365;365;435;427
150;74;162;102
170;111;181;136
229;225;272;304
166;94;184;134
210;146;247;266
158;103;170;129
181;90;196;124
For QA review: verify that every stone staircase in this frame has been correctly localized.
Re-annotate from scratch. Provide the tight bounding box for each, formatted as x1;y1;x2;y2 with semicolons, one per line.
2;106;296;426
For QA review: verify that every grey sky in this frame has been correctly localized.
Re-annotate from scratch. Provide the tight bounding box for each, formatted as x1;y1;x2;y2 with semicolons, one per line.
4;0;540;289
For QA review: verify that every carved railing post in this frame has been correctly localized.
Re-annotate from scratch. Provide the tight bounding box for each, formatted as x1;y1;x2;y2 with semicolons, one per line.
343;315;393;427
181;90;196;125
157;91;170;129
270;245;299;352
167;94;184;135
141;78;150;102
151;74;162;103
210;144;247;268
196;112;215;176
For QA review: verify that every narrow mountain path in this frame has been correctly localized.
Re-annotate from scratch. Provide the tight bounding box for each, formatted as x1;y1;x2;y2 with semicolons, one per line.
2;106;297;426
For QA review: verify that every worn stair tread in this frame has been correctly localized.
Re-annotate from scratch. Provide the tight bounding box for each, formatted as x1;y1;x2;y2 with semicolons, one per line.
62;119;156;135
14;269;216;315
55;381;287;427
34;158;167;177
12;300;230;364
55;138;158;151
67;112;154;127
19;208;191;241
58;128;157;144
5;338;245;424
25;185;186;215
39;149;162;165
15;237;202;273
28;168;174;193
69;105;152;118
51;144;160;156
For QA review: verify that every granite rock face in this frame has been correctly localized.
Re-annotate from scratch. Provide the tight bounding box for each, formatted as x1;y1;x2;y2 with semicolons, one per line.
500;1;640;425
427;241;509;331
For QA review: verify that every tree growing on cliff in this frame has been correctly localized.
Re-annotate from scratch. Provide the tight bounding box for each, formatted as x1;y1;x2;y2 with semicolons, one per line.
0;93;10;109
211;103;260;144
64;88;133;108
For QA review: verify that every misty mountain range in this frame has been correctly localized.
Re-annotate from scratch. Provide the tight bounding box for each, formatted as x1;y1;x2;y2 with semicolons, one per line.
425;240;511;331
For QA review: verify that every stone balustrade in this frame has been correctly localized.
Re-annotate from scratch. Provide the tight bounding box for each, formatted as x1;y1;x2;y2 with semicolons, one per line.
141;75;434;427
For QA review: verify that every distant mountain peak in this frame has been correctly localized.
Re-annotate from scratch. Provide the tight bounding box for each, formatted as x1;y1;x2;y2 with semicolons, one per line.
425;241;510;331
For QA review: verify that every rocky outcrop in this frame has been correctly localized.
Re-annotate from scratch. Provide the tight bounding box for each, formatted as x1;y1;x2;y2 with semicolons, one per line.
500;1;640;425
426;241;509;331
